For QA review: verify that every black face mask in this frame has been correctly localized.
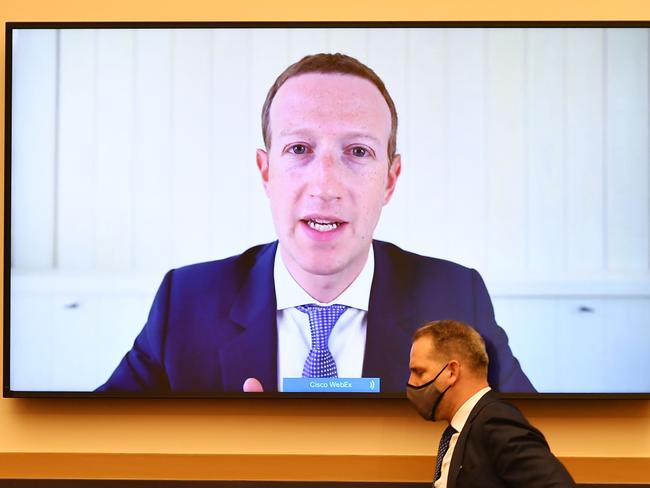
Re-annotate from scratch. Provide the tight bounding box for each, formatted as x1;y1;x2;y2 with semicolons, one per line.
406;364;451;421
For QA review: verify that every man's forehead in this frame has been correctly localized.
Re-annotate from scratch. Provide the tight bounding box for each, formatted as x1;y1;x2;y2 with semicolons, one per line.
272;72;390;115
409;339;435;370
412;336;437;358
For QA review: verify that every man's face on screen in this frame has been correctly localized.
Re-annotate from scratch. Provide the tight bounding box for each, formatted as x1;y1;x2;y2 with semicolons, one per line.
257;72;400;287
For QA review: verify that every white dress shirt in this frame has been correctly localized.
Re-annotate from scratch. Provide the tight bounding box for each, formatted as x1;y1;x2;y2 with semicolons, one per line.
435;386;492;488
274;245;375;391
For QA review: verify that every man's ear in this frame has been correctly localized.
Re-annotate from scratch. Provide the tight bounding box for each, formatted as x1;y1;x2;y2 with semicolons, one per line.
256;149;270;195
383;153;402;205
447;360;461;386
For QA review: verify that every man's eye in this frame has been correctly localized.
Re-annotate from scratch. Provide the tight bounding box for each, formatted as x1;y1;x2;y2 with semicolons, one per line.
351;146;369;157
289;144;308;155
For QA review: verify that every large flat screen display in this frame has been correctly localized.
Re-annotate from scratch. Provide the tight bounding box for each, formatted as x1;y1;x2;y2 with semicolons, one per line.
5;23;650;397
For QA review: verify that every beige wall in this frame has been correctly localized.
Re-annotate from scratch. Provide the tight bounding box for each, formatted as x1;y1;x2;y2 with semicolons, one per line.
2;0;650;483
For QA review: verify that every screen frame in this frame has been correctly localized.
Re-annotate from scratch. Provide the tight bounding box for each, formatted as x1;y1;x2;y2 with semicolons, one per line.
4;20;650;400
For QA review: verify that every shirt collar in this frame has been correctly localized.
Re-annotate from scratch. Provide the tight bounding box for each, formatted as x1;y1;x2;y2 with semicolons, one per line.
450;386;491;433
274;243;375;311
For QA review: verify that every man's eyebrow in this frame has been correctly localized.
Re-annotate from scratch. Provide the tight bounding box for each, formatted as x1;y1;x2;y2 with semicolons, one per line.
278;128;313;138
344;132;382;145
277;129;381;145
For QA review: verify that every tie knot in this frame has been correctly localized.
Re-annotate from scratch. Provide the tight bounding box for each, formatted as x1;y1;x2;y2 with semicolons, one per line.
296;304;348;349
441;425;457;441
297;303;347;318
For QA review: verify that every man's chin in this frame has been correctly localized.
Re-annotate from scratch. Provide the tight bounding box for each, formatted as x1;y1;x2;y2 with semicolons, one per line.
296;259;348;278
280;240;371;281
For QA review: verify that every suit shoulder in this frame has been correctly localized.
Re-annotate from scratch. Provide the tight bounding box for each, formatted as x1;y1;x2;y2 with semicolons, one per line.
164;242;276;293
373;240;477;278
473;395;527;424
471;394;545;442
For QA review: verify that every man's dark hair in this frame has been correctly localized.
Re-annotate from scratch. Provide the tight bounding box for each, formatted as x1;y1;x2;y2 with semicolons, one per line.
261;53;398;162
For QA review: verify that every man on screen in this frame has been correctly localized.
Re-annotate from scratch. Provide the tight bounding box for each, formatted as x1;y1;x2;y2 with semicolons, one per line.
98;53;534;394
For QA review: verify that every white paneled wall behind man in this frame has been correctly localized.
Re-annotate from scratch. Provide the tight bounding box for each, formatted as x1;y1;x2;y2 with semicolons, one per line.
10;27;650;392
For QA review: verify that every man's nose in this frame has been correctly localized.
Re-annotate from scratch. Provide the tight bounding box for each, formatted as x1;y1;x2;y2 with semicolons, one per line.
407;373;417;386
307;150;343;201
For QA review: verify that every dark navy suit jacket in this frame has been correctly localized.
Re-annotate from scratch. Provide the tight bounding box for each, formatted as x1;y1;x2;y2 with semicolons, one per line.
97;240;534;393
447;390;574;487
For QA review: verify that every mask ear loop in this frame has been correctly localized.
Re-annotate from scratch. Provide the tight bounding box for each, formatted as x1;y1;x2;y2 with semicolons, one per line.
406;363;449;389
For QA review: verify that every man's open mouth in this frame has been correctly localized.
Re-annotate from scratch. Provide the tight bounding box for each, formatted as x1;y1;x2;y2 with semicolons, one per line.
304;218;344;232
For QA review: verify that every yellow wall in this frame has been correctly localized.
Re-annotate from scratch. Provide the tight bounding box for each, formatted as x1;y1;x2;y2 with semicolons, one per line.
2;0;650;483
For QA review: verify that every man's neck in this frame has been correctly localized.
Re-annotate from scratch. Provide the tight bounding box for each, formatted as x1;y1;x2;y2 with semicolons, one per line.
279;246;371;304
297;275;356;304
446;380;490;421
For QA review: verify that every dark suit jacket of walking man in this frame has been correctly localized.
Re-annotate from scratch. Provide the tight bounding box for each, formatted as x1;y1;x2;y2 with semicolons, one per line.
407;320;574;487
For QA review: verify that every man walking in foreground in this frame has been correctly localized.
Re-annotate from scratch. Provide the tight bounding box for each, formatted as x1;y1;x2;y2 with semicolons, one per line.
407;320;575;487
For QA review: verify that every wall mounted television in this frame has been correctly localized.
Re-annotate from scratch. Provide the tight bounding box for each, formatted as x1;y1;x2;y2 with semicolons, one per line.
4;22;649;398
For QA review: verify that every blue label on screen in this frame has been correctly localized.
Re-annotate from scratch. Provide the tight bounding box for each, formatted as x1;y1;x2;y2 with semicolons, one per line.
282;377;381;393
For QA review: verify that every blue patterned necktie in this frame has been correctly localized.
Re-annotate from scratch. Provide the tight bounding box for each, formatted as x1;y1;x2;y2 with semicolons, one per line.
296;304;347;378
434;424;457;484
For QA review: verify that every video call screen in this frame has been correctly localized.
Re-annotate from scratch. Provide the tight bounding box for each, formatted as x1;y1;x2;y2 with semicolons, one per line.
5;23;650;397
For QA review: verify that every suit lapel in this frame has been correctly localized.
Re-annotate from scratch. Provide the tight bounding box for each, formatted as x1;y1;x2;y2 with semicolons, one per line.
447;391;500;488
362;241;418;391
447;423;469;488
218;242;279;392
